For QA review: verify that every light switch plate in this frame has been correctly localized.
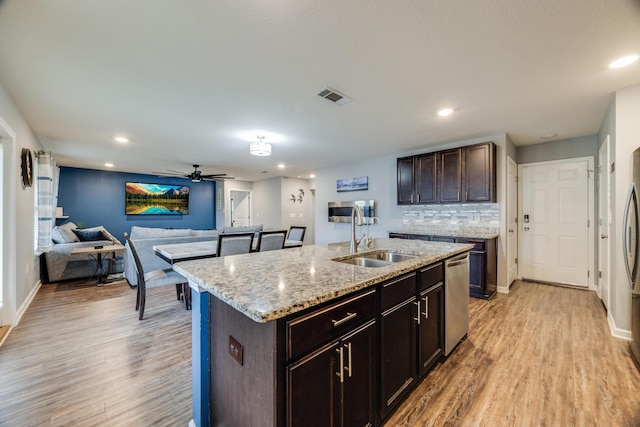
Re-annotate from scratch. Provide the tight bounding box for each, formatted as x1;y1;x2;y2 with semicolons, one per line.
229;335;243;366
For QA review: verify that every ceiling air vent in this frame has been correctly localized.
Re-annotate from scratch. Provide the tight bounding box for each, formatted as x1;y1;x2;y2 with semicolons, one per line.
317;87;352;106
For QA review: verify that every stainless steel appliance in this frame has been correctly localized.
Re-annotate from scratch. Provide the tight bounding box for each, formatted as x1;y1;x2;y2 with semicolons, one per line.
624;148;640;366
444;253;470;356
327;200;375;223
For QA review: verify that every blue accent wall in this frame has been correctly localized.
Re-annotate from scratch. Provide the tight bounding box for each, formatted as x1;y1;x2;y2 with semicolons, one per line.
57;167;216;242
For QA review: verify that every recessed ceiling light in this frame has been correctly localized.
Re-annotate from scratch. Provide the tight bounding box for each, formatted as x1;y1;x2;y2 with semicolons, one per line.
277;163;285;169
437;108;454;117
609;54;639;69
115;137;129;143
309;174;316;178
540;133;558;139
104;162;114;167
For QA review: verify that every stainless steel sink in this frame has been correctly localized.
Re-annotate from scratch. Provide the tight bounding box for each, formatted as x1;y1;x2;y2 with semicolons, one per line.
336;257;392;268
332;251;418;267
361;251;418;263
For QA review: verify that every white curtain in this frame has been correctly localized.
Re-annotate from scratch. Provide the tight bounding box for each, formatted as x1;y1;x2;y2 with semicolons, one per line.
36;151;57;252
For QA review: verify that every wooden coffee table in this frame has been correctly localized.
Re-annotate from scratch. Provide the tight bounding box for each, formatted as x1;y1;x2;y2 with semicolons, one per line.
71;244;126;285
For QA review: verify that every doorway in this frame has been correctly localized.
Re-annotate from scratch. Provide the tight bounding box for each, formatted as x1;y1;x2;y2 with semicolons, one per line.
598;136;611;309
229;190;251;227
519;157;594;288
507;156;518;287
0;116;17;333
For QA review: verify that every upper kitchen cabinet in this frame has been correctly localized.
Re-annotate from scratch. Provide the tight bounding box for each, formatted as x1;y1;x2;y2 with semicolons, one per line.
397;153;437;205
397;141;496;205
464;142;496;202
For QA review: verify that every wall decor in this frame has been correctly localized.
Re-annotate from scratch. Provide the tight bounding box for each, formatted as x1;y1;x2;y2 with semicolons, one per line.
125;181;189;215
337;176;368;192
20;148;33;187
289;189;304;203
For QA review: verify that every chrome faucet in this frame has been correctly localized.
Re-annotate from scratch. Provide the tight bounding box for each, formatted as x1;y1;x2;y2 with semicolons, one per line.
350;205;367;253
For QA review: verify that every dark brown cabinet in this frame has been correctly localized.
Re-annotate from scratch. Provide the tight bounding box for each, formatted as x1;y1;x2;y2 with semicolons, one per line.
438;148;463;203
397;153;437;205
287;319;377;427
389;233;497;299
464;142;495;202
417;263;444;376
397;141;496;205
380;298;417;418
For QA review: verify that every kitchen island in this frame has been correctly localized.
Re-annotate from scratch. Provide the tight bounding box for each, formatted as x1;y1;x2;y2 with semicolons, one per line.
174;238;472;427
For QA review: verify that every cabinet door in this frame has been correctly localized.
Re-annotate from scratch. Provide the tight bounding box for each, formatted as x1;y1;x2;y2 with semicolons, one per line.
415;153;437;204
418;285;444;377
380;298;416;417
288;341;339;427
438;148;463;203
467;251;486;292
341;320;376;427
397;157;415;205
464;142;496;202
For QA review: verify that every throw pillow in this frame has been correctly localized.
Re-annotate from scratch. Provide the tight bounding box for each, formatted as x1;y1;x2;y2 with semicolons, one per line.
51;226;66;244
58;221;80;243
72;228;107;242
83;225;122;245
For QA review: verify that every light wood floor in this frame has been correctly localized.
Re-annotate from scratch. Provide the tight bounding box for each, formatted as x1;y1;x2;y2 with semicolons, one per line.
0;279;192;426
1;280;639;426
387;280;640;427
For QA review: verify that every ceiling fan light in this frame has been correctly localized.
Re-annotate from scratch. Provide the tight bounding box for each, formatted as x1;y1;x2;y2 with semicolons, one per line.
250;136;272;156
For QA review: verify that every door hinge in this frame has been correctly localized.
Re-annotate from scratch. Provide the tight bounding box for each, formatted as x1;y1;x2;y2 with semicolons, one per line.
587;220;590;228
515;176;518;183
515;258;518;264
588;270;590;278
599;271;602;278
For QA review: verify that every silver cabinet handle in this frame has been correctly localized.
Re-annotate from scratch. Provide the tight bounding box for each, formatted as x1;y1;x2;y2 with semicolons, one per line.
422;296;429;319
410;194;414;203
414;301;421;324
332;312;357;327
336;347;344;383
344;342;352;378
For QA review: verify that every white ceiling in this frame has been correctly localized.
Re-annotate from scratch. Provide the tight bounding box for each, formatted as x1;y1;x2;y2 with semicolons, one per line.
0;0;639;181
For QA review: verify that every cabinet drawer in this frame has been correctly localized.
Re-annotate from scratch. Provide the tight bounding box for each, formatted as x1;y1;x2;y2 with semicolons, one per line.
457;238;485;251
381;273;416;311
419;262;443;291
287;289;375;360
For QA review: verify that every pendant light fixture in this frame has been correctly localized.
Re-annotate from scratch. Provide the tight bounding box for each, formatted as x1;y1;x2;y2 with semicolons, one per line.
250;136;272;156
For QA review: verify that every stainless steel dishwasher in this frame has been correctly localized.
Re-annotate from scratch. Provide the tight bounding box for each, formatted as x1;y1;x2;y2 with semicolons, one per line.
444;253;470;356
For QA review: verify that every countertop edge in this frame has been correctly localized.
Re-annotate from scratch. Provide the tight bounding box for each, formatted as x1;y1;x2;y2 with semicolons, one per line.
176;244;473;323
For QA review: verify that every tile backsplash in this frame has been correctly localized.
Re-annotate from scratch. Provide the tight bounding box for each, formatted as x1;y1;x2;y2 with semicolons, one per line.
402;203;500;227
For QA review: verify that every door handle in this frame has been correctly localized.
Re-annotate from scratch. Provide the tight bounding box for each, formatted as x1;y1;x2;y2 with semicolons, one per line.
601;234;608;239
524;227;530;231
508;229;514;233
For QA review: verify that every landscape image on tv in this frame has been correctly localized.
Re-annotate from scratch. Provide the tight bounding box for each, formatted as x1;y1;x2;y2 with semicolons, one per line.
125;182;189;215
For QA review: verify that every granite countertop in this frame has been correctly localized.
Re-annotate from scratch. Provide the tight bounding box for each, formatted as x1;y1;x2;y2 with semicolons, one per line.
173;238;472;323
388;225;499;239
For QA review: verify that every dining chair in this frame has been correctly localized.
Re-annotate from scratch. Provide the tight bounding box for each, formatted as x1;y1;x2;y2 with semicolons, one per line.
217;232;255;256
256;230;287;252
285;226;306;248
124;233;189;320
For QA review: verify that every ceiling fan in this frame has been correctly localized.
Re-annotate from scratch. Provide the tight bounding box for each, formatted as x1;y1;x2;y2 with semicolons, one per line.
154;164;234;182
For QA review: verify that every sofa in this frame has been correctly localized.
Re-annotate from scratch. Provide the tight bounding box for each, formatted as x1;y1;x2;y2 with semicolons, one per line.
123;224;263;286
43;222;124;283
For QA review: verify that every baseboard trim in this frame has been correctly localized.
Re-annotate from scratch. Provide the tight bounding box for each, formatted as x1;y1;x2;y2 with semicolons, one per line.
497;285;509;294
15;280;41;327
0;325;11;348
608;311;631;340
189;419;196;427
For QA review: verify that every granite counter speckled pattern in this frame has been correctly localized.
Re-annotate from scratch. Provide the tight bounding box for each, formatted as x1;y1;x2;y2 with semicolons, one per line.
389;225;499;239
173;238;472;323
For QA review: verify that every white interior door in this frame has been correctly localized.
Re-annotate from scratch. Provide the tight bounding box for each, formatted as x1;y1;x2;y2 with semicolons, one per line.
520;158;592;288
229;190;251;227
0;140;3;326
507;156;518;286
598;137;611;309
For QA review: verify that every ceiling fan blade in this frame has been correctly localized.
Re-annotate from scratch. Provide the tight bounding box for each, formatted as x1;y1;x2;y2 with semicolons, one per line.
152;171;186;177
200;173;228;178
166;169;189;175
203;176;234;181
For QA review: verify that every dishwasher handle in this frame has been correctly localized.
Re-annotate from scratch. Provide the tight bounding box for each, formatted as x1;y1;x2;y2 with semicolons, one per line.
446;253;469;267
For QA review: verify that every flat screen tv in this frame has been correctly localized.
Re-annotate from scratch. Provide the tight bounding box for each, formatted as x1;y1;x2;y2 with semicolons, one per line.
125;182;189;215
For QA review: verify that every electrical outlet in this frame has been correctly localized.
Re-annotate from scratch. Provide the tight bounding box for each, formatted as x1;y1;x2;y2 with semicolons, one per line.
229;335;243;366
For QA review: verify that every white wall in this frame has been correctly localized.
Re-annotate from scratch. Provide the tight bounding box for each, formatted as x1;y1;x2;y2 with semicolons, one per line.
252;177;281;229
215;180;253;229
280;178;312;242
608;84;640;336
0;81;44;326
314;133;514;290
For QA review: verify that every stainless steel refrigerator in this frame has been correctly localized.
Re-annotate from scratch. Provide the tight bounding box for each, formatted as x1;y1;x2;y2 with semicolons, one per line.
623;148;640;366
